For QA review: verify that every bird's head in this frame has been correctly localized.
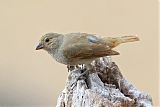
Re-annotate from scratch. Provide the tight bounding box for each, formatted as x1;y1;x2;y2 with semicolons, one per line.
36;33;62;52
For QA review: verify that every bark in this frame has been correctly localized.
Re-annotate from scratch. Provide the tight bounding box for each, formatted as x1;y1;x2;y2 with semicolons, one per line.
56;57;153;107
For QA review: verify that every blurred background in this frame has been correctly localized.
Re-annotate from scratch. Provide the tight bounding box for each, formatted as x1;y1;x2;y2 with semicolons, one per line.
0;0;158;106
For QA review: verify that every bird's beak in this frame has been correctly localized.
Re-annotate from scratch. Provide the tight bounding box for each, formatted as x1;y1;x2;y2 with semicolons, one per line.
36;43;44;50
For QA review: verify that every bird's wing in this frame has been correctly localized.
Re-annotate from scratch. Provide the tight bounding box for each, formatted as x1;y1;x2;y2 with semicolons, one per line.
63;33;119;60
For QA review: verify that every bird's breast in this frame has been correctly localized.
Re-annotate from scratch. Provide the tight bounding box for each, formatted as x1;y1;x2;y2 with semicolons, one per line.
52;50;95;65
48;49;67;65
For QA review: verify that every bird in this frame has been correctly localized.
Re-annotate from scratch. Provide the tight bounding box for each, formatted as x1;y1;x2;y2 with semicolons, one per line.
36;32;139;71
36;32;139;88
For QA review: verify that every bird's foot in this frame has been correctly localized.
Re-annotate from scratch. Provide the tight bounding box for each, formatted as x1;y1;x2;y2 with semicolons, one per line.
67;65;83;72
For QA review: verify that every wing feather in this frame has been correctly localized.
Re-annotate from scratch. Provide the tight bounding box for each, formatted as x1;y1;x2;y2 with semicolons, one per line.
63;33;119;60
63;42;119;60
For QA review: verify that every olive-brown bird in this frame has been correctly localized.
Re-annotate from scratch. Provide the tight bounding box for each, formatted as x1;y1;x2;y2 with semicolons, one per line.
36;33;139;66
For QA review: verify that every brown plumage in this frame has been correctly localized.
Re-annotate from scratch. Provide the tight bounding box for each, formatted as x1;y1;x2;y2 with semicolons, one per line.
36;32;139;65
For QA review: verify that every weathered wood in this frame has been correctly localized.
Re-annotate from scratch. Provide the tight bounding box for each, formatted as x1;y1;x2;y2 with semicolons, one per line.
56;57;153;107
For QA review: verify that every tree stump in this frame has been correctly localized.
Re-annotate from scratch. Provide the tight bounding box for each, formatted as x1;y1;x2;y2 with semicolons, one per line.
56;57;153;107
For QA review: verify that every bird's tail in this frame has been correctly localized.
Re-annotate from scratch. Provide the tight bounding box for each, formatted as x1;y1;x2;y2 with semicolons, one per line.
119;35;139;43
104;35;139;48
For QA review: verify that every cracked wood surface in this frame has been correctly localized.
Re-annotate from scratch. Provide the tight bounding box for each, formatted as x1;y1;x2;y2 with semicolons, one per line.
56;57;153;107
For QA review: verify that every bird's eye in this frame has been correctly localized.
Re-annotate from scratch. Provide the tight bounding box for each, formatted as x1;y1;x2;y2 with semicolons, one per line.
45;38;49;42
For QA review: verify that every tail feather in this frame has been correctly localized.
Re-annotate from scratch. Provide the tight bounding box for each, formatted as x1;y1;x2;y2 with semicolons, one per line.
120;35;139;43
104;35;139;48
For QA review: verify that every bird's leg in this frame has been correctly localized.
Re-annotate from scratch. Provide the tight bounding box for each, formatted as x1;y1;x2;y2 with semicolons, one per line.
79;64;87;74
81;64;84;69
